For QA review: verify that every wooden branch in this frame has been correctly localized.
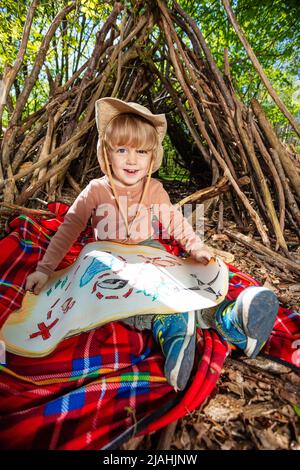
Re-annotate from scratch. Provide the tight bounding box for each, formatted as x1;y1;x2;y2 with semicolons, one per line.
156;421;178;450
0;202;56;218
1;1;298;253
66;172;81;194
167;7;237;179
218;196;224;232
173;0;234;110
251;98;300;200
60;59;90;94
158;2;271;247
111;7;127;97
178;175;250;206
2;163;16;204
224;48;230;78
222;0;300;138
16;146;83;206
82;14;149;125
34;100;69;183
12;115;48;173
0;120;94;192
251;122;286;238
32;113;55;183
10;2;77;128
148;59;212;167
87;2;123;74
223;229;300;276
270;149;300;229
233;101;287;251
0;1;77;187
210;80;249;174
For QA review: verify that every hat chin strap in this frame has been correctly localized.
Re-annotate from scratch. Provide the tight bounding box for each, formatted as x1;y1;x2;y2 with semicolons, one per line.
103;144;154;241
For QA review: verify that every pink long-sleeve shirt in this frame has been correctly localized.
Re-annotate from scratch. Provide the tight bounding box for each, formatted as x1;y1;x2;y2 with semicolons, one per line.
36;176;204;276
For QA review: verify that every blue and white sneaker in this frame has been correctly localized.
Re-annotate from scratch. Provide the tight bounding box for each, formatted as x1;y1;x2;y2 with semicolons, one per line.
197;286;279;358
152;311;196;391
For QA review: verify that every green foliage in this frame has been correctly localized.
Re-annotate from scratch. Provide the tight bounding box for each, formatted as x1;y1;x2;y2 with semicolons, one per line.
293;404;300;419
159;135;190;181
0;0;113;126
177;0;300;139
0;0;28;66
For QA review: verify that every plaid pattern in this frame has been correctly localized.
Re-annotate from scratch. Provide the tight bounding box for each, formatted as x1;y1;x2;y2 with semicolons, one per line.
0;204;227;449
226;266;300;369
0;322;175;449
0;203;298;449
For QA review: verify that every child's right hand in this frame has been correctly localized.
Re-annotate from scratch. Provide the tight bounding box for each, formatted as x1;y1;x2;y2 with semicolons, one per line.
25;271;49;295
191;245;213;265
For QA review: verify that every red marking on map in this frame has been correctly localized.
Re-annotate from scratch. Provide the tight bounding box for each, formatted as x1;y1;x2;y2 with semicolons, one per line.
123;288;133;298
61;297;76;314
74;265;81;275
29;319;59;340
46;310;52;319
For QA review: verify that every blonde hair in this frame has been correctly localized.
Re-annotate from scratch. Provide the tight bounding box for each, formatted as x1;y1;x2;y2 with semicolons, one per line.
104;113;158;154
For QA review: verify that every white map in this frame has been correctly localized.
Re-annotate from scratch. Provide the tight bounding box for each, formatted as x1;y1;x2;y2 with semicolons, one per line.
0;241;228;357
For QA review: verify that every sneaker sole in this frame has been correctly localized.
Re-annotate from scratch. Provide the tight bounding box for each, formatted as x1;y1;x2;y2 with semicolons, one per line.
168;311;195;391
238;287;279;358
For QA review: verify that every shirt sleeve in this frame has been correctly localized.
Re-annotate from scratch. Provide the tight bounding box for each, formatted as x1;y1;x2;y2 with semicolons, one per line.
153;180;205;255
36;181;97;276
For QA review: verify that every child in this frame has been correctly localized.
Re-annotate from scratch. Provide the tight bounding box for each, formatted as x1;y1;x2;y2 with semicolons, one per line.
25;97;279;391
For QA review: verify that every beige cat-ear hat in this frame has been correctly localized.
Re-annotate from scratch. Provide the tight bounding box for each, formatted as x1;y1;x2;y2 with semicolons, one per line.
95;97;167;174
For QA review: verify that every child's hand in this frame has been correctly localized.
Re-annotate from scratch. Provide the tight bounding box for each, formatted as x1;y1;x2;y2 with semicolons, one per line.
25;271;49;295
191;246;213;265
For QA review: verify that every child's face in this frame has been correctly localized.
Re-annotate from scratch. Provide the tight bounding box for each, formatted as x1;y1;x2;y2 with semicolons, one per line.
108;146;152;187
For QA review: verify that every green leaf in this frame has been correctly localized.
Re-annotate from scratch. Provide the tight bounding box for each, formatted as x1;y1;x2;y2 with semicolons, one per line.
293;405;300;418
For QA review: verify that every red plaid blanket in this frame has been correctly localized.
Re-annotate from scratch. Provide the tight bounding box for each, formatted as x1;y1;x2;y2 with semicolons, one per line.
226;267;300;371
0;203;299;449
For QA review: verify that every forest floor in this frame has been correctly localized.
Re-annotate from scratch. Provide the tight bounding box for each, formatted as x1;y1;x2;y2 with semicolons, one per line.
0;178;299;451
122;179;300;451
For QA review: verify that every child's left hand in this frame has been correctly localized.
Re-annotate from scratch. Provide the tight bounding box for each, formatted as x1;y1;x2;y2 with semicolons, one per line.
191;246;213;265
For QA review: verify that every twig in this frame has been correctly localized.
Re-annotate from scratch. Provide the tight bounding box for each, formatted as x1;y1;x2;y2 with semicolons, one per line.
0;202;56;217
178;176;250;206
156;420;178;450
223;229;300;276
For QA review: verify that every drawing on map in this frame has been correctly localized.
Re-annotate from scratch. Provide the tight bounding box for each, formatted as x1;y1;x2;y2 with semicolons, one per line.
0;241;228;357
